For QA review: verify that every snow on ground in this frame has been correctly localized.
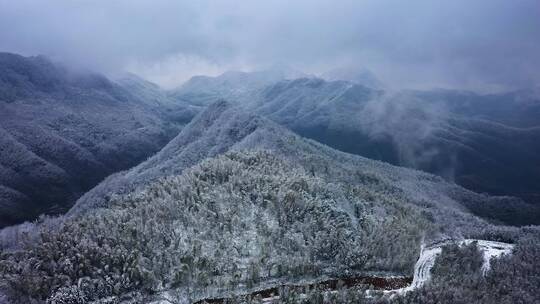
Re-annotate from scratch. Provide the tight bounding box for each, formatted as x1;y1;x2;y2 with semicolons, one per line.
461;239;514;274
148;239;514;303
398;245;442;294
390;239;514;295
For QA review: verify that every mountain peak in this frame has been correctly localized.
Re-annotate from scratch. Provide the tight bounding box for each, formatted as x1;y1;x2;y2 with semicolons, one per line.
0;53;189;226
69;100;271;213
0;52;125;103
321;66;384;89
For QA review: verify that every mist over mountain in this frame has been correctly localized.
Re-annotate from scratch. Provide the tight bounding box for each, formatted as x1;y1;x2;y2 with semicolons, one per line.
71;100;539;226
320;67;384;89
2;99;538;303
1;1;539;303
170;71;540;205
169;69;308;106
2;0;540;91
0;53;538;303
0;53;195;227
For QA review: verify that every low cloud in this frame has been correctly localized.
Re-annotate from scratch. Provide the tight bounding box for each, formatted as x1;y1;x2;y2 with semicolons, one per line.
1;0;539;90
360;92;447;164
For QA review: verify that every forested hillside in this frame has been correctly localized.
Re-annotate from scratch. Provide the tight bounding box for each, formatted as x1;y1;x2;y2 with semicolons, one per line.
216;228;540;304
0;53;196;227
1;98;538;304
71;101;539;227
170;72;540;209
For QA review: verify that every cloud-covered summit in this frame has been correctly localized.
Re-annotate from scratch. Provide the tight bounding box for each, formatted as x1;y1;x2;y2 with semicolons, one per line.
1;0;539;91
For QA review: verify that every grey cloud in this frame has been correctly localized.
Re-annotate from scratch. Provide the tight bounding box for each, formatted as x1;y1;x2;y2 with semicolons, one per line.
0;0;539;90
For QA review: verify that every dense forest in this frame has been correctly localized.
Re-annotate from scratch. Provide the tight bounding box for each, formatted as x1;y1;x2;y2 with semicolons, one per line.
0;151;432;303
2;149;537;303
1;0;539;302
2;99;538;303
210;228;540;304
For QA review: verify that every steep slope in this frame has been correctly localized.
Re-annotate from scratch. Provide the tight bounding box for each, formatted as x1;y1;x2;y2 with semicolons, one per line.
252;80;540;205
170;74;540;208
70;100;269;213
72;101;538;226
3;101;536;303
2;150;432;303
0;52;195;226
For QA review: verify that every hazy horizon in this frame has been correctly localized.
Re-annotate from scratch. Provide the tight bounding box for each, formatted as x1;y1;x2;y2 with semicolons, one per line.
1;0;539;91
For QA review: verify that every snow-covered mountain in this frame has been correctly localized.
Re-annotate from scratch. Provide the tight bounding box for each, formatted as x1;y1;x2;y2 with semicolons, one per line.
3;100;537;303
320;66;384;89
71;100;538;226
169;69;309;106
169;73;540;208
0;55;538;303
0;53;196;227
253;80;540;206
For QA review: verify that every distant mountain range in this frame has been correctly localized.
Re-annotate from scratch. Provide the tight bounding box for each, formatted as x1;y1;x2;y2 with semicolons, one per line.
0;53;196;226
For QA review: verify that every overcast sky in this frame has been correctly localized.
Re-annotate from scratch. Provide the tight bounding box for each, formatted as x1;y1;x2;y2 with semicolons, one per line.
1;0;539;91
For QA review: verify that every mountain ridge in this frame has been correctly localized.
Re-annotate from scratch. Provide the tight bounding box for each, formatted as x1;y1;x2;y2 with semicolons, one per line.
169;72;540;205
3;100;538;303
0;53;195;226
71;100;540;226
